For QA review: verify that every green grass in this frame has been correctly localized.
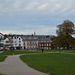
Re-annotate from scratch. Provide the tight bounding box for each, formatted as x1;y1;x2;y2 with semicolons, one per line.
37;49;75;52
0;74;3;75
0;50;40;62
20;53;75;75
0;49;75;56
37;49;75;54
69;51;75;53
0;55;7;62
14;50;41;55
0;50;41;55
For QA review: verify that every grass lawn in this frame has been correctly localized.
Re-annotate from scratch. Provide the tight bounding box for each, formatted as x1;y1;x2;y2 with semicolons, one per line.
20;53;75;75
0;49;75;56
37;49;75;53
0;50;41;56
0;55;7;62
0;50;40;62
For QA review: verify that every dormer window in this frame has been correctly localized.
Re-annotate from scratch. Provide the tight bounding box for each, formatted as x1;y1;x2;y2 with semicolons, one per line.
15;37;16;39
19;38;20;40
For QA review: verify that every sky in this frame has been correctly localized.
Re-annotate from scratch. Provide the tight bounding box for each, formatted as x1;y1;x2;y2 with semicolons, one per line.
0;0;75;35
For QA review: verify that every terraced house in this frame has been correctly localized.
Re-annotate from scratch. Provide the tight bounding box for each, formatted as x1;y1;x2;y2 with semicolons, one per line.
0;32;54;50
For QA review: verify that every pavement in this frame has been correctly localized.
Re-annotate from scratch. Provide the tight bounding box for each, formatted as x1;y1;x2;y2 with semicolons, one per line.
0;55;49;75
0;51;3;53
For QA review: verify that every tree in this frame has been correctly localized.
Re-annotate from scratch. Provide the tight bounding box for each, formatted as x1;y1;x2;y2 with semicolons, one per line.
56;20;75;37
53;20;75;49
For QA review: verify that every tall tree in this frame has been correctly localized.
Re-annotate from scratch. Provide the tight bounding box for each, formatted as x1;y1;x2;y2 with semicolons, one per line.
56;20;75;37
54;20;75;49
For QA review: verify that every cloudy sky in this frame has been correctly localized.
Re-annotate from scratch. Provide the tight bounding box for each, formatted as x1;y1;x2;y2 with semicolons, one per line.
0;0;75;35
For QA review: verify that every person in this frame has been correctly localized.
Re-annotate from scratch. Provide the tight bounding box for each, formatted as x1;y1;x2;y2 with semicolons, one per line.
42;49;44;53
10;47;13;52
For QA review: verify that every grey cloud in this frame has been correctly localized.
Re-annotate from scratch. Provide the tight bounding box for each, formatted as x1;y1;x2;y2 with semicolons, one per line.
0;24;56;35
0;0;75;17
0;0;75;35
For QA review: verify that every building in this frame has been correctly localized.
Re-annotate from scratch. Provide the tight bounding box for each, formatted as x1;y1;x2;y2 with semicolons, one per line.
38;39;51;49
23;35;38;50
38;35;54;49
3;33;54;50
4;37;10;50
4;34;23;50
0;33;4;50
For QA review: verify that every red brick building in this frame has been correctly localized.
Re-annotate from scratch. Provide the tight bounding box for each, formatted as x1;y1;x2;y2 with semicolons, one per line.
38;38;53;50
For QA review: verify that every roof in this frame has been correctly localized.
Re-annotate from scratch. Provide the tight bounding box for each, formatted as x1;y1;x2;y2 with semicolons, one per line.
3;34;54;41
0;33;4;36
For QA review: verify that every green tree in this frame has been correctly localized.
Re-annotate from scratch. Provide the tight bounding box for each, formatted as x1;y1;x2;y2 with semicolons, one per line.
53;20;75;49
56;20;75;37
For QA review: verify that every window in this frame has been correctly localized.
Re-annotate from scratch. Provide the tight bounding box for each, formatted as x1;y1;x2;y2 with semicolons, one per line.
6;41;9;43
47;47;48;49
49;44;51;46
33;46;34;48
24;42;25;45
19;38;20;40
44;44;46;46
15;37;17;39
19;44;21;46
27;42;29;44
47;41;49;42
32;42;34;44
49;47;51;49
35;42;36;44
47;44;48;46
19;41;21;43
41;41;42;42
45;47;47;49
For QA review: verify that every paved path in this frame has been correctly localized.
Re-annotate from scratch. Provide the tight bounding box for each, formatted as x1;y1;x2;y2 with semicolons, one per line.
0;55;49;75
0;51;3;53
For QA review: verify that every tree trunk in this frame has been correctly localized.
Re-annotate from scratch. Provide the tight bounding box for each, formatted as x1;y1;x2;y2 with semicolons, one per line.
66;44;69;50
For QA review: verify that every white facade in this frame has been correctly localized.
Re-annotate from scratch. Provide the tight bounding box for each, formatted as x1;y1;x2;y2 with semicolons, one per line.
4;35;23;50
12;37;17;49
4;38;10;47
0;33;4;50
12;36;23;49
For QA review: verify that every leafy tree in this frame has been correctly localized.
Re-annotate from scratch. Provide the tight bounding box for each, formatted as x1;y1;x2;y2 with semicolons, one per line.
53;20;75;49
56;20;75;37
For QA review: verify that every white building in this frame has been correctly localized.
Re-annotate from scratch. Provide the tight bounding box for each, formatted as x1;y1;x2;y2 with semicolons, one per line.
4;35;23;50
4;38;10;50
12;36;23;49
0;33;4;50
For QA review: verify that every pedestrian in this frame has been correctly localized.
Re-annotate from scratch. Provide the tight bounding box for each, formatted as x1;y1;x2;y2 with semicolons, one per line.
42;49;44;53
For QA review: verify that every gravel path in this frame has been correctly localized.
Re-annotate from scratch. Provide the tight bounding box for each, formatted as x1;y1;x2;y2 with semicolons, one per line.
0;55;49;75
